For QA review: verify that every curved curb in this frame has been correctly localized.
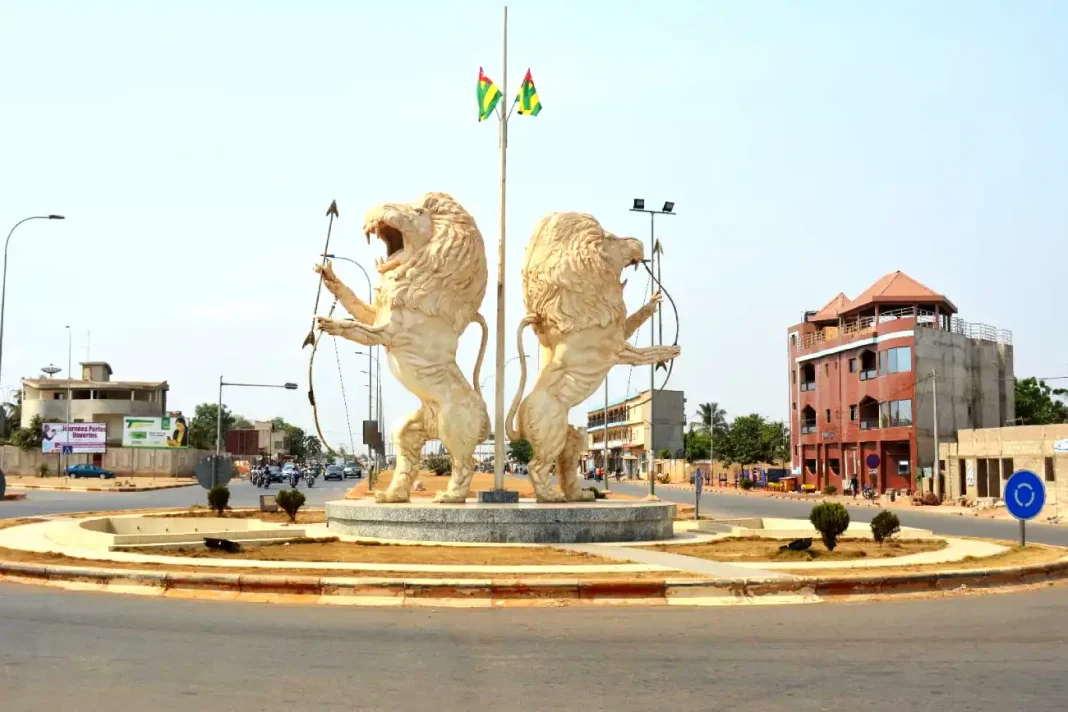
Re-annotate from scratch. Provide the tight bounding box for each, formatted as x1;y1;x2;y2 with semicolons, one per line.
2;558;1066;607
8;483;195;493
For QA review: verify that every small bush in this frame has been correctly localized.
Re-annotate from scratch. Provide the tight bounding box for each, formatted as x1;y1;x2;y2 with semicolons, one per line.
424;455;451;476
809;502;850;551
38;463;49;478
207;485;231;516
275;488;306;522
822;484;837;496
922;492;940;506
870;510;901;544
739;478;754;490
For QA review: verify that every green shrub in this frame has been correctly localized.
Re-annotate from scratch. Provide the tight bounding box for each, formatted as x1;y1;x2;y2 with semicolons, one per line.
822;484;837;496
275;488;306;522
207;485;231;516
424;455;451;476
870;510;901;544
38;463;49;478
739;478;754;490
809;502;850;551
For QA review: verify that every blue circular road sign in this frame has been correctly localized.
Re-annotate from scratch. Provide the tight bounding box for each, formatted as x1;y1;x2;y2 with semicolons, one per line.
865;454;880;469
1005;470;1046;521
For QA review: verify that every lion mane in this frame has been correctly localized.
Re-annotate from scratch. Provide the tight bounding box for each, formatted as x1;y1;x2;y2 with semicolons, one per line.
521;212;629;335
375;192;487;334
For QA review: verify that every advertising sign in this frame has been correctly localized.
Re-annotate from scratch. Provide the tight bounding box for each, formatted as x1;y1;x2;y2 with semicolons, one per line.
41;422;107;454
122;416;189;449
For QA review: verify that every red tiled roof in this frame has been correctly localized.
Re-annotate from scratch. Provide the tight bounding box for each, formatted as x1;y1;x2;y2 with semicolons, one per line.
841;271;956;315
810;292;852;323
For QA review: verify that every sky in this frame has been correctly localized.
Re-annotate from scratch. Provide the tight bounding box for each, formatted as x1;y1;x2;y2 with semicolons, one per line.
3;0;1066;452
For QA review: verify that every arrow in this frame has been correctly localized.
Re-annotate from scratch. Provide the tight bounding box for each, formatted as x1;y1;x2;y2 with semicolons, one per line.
303;200;340;348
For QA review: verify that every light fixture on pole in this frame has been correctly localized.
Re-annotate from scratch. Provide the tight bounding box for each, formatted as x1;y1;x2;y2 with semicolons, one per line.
215;378;299;487
628;198;676;498
0;214;65;437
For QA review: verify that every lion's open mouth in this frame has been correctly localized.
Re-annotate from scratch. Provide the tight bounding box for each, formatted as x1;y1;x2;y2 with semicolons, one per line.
365;221;406;274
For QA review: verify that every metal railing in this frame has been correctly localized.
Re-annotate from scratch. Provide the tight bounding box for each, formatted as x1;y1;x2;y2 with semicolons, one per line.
794;307;1012;351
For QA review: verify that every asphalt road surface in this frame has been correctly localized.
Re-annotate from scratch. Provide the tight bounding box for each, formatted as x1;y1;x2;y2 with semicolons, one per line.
2;582;1067;711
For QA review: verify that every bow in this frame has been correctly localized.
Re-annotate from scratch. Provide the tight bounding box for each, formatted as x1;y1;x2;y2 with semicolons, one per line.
305;200;340;456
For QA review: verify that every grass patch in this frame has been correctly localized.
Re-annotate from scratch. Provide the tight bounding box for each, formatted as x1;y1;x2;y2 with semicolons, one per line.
653;536;947;562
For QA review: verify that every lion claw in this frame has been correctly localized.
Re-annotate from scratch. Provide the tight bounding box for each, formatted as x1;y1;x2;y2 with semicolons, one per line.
375;489;410;504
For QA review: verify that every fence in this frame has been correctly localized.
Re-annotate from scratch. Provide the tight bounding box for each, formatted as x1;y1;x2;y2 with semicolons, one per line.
795;307;1012;352
0;445;213;477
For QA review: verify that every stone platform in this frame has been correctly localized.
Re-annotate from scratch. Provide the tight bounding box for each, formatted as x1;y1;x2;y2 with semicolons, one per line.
325;498;677;543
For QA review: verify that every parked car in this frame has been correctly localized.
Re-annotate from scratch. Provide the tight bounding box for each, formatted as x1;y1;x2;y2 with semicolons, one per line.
66;464;115;479
343;463;363;479
324;465;344;481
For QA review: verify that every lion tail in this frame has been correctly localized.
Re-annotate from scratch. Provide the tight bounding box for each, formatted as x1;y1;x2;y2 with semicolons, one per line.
471;312;489;398
506;316;538;442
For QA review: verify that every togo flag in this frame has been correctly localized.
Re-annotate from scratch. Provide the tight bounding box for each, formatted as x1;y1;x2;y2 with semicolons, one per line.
516;69;542;116
477;67;502;122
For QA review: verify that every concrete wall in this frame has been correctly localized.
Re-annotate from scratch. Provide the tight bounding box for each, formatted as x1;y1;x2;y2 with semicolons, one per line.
939;425;1067;506
914;328;1014;470
0;445;212;476
650;390;685;456
21;400;164;444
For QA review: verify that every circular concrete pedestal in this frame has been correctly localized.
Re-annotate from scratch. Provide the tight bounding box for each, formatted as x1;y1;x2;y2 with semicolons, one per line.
325;498;677;543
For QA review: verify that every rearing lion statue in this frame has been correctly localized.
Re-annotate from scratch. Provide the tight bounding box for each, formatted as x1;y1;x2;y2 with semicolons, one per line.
507;212;680;502
316;192;490;503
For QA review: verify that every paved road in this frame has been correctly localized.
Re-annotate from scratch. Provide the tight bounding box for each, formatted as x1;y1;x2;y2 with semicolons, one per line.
2;582;1067;711
0;477;365;518
594;479;1068;547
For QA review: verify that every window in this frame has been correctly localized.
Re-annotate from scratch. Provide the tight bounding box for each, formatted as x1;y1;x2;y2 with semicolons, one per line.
825;408;831;424
849;358;857;373
829;459;841;476
879;399;913;428
849;405;857;421
881;346;912;374
1046;457;1055;483
898;460;910;476
791;371;796;384
800;364;816;391
801;406;817;434
858;350;877;380
804;459;817;474
823;363;829;376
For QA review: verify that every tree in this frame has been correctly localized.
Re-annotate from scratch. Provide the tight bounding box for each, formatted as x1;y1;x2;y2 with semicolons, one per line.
508;439;532;464
761;420;790;464
232;416;253;429
284;424;307;460
684;428;711;462
304;435;322;459
1014;377;1068;425
10;415;45;452
697;402;728;434
189;403;236;450
727;414;767;466
2;390;21;440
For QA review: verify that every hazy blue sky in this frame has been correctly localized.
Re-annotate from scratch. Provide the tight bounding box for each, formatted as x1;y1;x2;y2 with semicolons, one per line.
3;1;1066;450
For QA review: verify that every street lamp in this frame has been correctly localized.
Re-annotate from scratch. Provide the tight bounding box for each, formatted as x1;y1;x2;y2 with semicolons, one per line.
355;349;384;469
216;377;299;487
629;198;676;497
0;214;65;435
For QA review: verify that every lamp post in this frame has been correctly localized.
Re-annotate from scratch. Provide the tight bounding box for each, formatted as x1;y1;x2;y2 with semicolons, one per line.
0;214;64;436
355;349;384;468
629;199;675;497
64;326;71;478
216;378;299;487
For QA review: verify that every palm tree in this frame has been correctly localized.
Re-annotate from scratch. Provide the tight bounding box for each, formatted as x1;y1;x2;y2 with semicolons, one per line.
697;402;728;434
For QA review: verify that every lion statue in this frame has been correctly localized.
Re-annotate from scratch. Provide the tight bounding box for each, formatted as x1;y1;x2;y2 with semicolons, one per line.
315;192;490;503
506;212;680;503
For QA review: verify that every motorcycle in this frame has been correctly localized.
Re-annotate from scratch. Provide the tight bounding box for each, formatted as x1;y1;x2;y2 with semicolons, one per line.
289;472;299;488
304;472;315;488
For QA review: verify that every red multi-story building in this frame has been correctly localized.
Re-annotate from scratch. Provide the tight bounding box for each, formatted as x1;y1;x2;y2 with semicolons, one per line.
787;271;1014;495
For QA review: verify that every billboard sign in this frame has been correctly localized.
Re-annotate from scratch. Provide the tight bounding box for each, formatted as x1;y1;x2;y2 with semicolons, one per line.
122;416;189;449
41;422;107;454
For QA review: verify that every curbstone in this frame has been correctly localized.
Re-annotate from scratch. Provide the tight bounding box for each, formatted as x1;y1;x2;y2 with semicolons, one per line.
239;574;322;595
164;571;243;591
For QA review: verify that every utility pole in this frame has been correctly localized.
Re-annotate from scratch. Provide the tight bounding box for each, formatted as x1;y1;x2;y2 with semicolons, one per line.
490;5;510;496
64;326;71;478
603;370;609;493
648;212;656;497
932;369;940;500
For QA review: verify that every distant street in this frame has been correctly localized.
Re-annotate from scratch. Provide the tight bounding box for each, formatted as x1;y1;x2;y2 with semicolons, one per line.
2;582;1068;711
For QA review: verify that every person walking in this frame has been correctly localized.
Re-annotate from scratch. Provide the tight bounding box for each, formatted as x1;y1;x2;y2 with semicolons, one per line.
850;474;859;499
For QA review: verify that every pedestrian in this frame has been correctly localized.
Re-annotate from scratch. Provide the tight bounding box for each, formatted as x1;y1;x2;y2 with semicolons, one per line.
851;474;859;499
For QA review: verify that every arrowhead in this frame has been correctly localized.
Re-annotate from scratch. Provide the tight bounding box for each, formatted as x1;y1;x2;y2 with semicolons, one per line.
302;329;315;348
326;200;339;218
656;361;668;372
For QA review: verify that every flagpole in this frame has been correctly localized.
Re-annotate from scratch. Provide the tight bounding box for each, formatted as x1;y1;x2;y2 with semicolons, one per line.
492;5;509;493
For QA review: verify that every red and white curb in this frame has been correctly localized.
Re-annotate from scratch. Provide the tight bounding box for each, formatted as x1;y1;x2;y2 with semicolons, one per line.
8;483;195;493
2;559;1065;607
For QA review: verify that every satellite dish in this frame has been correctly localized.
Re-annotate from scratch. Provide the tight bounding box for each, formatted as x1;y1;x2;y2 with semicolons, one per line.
41;364;62;377
194;455;233;490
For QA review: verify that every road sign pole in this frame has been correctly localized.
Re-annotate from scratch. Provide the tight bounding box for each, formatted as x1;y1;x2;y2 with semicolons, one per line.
1020;519;1026;547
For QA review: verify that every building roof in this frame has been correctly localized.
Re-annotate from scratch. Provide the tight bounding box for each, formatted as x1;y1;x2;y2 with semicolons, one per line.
840;271;957;316
810;292;852;323
22;378;168;390
80;361;113;375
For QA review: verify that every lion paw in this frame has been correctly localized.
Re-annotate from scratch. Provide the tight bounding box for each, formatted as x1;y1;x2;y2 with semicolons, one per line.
316;316;346;336
432;491;467;504
534;491;567;504
375;489;410;504
565;489;596;502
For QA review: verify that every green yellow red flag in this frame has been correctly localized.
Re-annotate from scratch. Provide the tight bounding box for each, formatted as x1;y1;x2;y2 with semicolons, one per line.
477;67;502;122
516;69;542;116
